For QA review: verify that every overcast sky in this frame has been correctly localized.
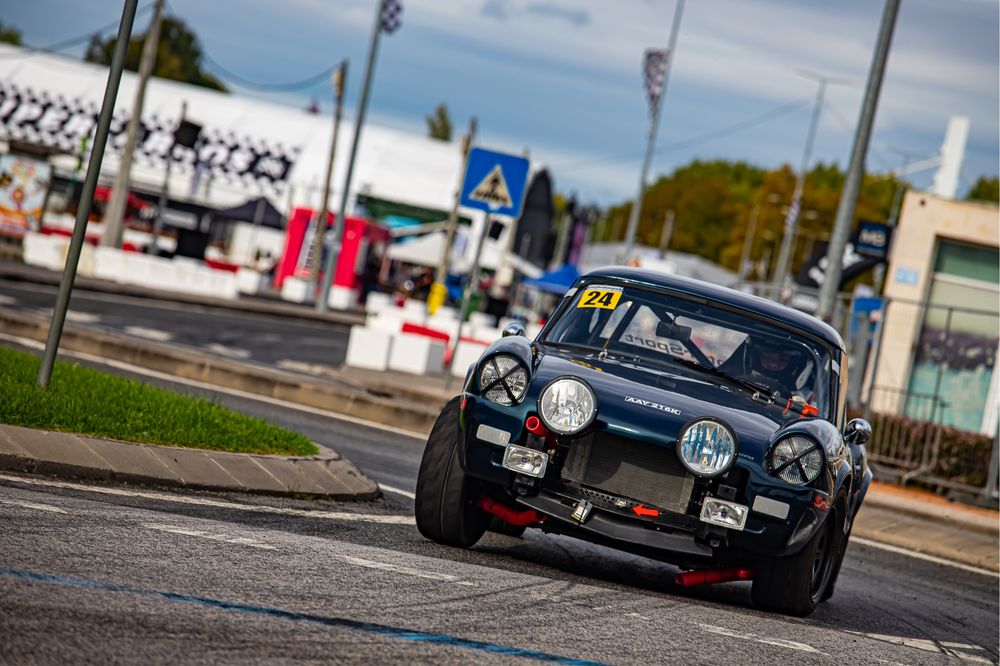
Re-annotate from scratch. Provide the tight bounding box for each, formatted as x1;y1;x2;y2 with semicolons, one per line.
6;0;999;204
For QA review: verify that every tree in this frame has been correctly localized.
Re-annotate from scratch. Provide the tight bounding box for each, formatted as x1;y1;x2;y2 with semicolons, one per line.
425;103;453;141
84;16;226;92
966;176;999;204
0;21;22;46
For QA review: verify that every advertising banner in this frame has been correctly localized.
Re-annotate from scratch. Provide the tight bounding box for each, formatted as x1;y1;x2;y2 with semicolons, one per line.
0;154;51;236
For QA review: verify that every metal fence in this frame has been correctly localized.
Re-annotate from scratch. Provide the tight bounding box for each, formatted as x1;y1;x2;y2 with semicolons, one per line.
864;385;946;485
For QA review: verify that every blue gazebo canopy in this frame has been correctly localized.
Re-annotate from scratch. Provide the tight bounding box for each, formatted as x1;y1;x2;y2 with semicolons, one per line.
522;264;580;295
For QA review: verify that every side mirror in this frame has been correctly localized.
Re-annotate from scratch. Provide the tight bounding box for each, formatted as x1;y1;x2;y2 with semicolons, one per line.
502;322;527;338
845;418;871;446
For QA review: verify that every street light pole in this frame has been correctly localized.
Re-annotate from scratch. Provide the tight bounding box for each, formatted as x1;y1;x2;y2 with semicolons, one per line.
102;0;165;249
309;60;347;293
817;0;900;320
621;0;684;262
737;199;762;282
318;0;386;312
429;115;477;315
37;0;140;387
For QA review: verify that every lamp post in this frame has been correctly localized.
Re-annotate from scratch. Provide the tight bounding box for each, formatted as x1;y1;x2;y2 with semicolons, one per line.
309;60;348;293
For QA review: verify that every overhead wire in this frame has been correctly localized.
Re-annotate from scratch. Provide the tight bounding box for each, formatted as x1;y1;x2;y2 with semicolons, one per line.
0;3;155;59
162;0;337;92
554;97;812;174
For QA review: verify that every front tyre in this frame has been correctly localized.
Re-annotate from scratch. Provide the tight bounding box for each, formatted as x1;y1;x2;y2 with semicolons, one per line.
414;397;490;548
751;507;844;617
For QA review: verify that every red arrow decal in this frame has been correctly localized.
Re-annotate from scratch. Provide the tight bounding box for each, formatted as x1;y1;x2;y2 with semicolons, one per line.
632;504;659;518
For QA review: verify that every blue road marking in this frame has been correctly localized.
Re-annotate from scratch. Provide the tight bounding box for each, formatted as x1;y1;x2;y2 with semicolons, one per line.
1;567;607;665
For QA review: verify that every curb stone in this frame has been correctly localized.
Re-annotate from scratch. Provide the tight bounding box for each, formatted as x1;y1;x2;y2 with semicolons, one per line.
0;424;379;501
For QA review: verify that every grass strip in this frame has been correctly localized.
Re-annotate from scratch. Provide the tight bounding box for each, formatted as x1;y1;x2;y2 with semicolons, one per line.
0;346;316;456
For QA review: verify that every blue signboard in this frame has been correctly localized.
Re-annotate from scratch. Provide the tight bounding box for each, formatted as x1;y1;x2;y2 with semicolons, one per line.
460;147;530;218
856;221;891;258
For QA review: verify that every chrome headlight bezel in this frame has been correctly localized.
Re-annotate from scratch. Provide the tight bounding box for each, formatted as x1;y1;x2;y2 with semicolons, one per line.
675;418;738;478
766;435;825;485
478;354;529;406
537;376;597;435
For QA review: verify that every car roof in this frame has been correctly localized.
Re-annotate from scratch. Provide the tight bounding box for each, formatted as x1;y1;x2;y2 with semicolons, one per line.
580;266;845;351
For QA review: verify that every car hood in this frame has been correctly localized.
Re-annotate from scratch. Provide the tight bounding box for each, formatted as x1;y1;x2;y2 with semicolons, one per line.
532;348;790;463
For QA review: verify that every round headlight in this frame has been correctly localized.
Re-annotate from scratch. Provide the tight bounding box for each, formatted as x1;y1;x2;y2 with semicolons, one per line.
676;419;737;477
479;354;529;405
766;436;824;485
538;378;596;435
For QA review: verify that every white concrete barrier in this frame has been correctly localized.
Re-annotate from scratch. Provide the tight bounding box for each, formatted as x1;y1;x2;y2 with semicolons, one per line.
345;325;394;371
237;268;266;295
22;232;67;271
451;340;489;377
388;332;445;375
364;291;393;314
402;299;428;323
281;276;312;303
327;285;357;311
369;312;404;333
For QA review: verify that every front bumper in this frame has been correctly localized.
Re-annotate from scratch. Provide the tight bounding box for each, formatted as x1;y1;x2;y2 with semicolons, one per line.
459;395;832;564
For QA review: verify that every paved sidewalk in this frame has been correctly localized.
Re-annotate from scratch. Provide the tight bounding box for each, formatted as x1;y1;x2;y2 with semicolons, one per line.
0;424;378;501
857;482;998;571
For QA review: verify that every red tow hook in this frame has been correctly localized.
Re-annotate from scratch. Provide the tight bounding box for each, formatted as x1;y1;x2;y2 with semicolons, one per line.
674;568;753;587
525;416;547;437
477;496;546;527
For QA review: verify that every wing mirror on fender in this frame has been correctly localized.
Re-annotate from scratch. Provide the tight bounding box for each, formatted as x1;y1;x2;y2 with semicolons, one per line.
502;322;527;338
845;418;872;446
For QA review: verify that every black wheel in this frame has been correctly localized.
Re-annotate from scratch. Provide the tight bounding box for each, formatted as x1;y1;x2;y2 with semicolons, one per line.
751;507;844;616
821;505;854;602
488;517;527;538
414;397;490;548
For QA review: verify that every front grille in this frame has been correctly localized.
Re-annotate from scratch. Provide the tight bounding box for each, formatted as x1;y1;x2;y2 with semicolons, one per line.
561;432;694;513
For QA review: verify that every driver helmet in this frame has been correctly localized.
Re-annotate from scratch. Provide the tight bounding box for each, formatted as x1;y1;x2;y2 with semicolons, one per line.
746;339;810;390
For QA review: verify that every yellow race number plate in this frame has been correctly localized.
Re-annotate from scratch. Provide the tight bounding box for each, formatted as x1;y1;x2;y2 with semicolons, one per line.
577;287;622;310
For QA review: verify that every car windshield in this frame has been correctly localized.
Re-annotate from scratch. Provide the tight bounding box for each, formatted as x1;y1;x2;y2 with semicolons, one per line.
542;282;834;418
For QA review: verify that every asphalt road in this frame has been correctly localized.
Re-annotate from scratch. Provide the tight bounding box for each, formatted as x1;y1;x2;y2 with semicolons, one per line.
2;344;998;665
0;278;351;373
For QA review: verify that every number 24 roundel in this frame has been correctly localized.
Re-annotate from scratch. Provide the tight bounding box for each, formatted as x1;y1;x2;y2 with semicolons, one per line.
576;287;622;310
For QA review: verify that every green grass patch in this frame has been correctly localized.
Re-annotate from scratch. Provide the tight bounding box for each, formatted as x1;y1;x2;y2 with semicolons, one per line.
0;346;316;456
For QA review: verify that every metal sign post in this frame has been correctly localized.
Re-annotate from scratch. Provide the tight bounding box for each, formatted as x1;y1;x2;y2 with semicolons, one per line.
441;147;530;392
37;0;140;387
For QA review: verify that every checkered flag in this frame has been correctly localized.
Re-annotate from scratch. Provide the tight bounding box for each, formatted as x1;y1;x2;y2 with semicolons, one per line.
381;0;403;34
642;48;669;118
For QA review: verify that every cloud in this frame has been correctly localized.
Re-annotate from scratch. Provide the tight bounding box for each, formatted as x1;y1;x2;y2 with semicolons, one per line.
524;2;590;27
481;0;508;22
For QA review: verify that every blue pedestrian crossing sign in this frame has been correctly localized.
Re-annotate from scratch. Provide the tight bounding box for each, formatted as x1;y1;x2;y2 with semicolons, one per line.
460;147;530;218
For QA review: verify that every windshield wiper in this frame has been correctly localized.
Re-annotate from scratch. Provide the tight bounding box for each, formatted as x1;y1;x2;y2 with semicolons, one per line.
646;354;777;401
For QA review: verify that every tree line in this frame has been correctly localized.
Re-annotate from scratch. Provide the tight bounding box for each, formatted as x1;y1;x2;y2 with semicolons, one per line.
595;160;998;280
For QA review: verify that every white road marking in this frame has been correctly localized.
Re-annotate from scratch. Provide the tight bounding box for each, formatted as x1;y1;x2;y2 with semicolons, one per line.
379;484;416;500
124;326;173;342
144;523;277;550
206;343;250;359
340;555;475;586
698;624;825;654
0;498;68;514
852;536;999;578
0;473;415;525
0;332;425;440
0;294;15;305
849;632;993;664
65;311;101;324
